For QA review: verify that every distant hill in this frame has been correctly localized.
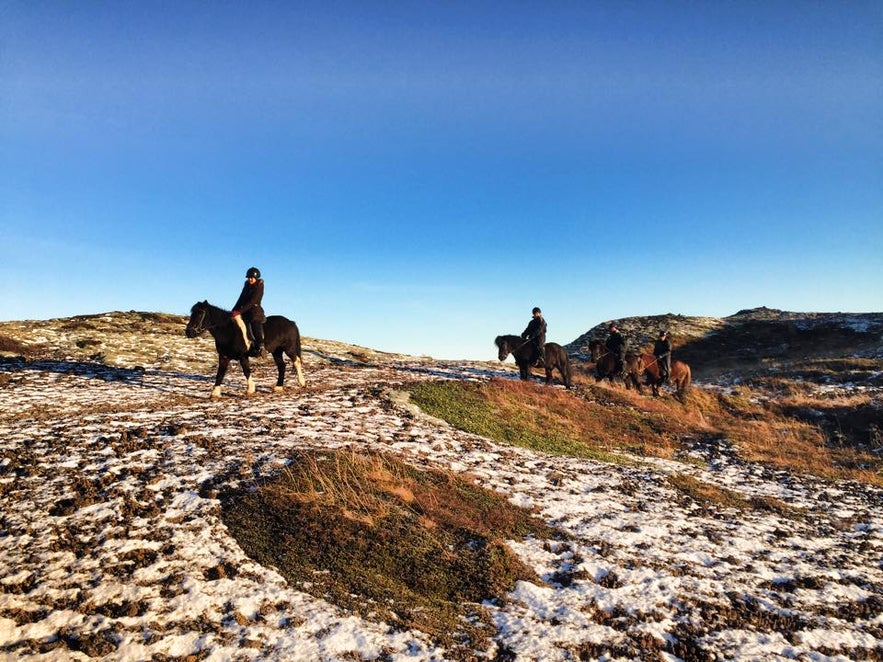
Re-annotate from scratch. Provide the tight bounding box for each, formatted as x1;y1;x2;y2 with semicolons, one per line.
567;307;883;380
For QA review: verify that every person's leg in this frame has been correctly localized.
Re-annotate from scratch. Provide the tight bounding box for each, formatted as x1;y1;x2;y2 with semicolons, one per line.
250;321;265;357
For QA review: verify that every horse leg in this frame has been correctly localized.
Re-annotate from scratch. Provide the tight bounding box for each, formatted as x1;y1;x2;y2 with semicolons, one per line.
518;361;530;381
212;356;230;398
644;366;659;396
272;349;286;392
293;354;306;387
240;357;255;395
545;365;553;385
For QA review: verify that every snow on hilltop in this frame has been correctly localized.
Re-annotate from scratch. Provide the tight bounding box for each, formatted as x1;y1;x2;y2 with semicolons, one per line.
1;311;882;660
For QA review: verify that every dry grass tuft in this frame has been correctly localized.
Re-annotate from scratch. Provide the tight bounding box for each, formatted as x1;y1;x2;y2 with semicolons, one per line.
222;449;557;651
0;334;32;356
666;472;795;515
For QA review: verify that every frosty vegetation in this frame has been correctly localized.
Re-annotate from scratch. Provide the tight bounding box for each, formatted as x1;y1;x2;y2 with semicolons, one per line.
0;310;881;661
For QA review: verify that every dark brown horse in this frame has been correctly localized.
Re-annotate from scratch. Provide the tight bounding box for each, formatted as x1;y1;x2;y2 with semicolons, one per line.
495;335;572;389
588;339;644;390
636;354;692;396
185;300;305;397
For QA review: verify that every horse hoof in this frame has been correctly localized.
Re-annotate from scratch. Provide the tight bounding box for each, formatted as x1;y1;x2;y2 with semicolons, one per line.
273;386;284;393
211;387;221;398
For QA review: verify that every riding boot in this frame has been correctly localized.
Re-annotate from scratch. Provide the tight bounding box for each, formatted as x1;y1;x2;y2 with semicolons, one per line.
537;345;545;367
249;322;266;358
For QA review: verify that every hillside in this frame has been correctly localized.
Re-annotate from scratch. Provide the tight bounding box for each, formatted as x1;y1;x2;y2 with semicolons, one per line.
1;311;882;660
567;307;883;380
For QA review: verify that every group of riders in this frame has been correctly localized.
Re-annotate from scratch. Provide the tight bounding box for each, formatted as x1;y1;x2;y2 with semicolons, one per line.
521;308;673;383
230;265;673;383
603;322;672;383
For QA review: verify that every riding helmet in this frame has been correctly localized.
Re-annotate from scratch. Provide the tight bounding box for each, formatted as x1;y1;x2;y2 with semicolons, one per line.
532;307;541;314
246;267;261;279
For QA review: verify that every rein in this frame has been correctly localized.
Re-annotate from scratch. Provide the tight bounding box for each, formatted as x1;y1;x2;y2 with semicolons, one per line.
503;337;532;355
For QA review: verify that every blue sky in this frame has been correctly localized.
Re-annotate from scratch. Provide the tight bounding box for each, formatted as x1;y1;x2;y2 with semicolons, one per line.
2;1;881;359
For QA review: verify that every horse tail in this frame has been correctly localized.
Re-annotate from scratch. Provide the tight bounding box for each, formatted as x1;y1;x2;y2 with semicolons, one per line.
682;363;692;391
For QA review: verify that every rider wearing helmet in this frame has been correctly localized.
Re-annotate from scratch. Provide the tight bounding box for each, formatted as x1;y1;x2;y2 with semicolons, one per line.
521;306;547;366
232;267;266;357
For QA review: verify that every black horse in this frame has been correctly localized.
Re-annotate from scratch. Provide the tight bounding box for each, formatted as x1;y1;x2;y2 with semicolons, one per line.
588;339;643;390
185;300;305;397
495;335;572;389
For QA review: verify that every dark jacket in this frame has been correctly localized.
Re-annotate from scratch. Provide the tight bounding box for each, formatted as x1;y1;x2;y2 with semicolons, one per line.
522;317;547;346
233;279;266;322
606;330;627;356
653;338;672;359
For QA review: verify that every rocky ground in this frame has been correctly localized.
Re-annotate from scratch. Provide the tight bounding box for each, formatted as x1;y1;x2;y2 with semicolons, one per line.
0;312;881;661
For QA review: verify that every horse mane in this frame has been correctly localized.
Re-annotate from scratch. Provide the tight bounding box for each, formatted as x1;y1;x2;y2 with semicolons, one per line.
495;334;522;348
192;300;232;315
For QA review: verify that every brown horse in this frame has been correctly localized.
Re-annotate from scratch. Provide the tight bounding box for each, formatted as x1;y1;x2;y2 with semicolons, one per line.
636;354;692;396
542;342;573;389
588;339;644;390
495;335;572;389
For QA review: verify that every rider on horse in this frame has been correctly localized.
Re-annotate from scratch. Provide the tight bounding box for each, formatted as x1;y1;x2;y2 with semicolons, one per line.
605;323;628;379
521;307;547;366
232;267;266;358
653;329;672;383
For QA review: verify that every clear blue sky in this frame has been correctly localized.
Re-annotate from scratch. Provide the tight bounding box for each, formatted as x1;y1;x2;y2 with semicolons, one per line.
2;1;881;359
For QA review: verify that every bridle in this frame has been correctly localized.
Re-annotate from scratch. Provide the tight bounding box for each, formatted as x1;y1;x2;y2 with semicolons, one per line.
187;306;218;335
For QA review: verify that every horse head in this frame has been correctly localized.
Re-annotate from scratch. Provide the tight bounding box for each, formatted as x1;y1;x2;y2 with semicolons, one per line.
588;339;605;361
494;335;511;361
185;301;212;338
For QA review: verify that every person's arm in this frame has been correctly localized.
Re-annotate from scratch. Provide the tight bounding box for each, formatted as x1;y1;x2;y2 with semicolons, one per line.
234;281;264;315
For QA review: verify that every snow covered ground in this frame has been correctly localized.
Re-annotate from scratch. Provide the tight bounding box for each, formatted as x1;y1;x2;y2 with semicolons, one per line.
1;314;881;660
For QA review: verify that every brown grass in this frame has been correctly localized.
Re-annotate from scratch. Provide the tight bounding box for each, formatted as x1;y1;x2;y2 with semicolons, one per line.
410;375;883;486
666;472;795;515
222;450;557;652
412;377;709;462
0;334;31;356
681;386;882;484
